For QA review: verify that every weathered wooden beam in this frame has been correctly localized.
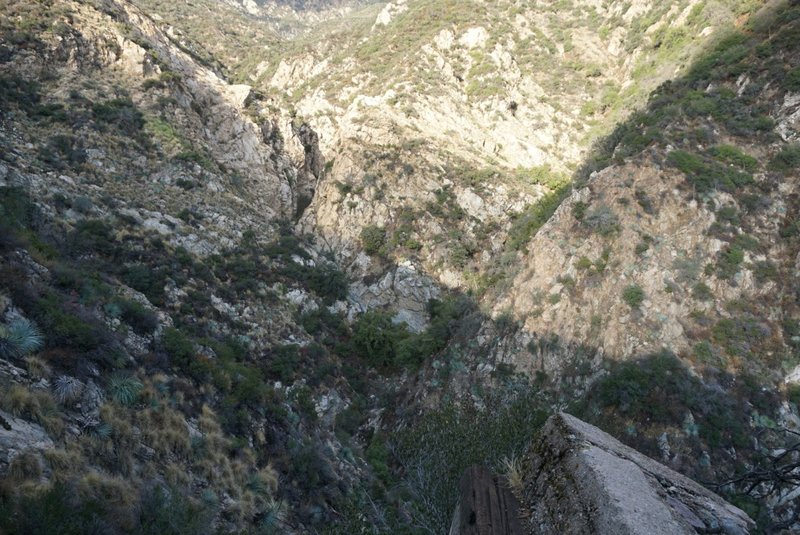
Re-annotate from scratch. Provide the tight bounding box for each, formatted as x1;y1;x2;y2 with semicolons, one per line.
449;465;524;535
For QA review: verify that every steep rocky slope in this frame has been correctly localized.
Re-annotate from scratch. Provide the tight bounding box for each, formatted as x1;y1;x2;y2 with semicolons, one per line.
2;0;800;534
285;0;759;296
0;0;367;532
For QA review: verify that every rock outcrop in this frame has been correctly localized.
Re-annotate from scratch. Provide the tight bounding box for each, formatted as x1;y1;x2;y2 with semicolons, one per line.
0;410;54;478
516;413;754;535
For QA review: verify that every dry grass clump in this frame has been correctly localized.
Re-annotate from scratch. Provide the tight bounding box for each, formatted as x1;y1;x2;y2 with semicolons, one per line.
0;384;64;436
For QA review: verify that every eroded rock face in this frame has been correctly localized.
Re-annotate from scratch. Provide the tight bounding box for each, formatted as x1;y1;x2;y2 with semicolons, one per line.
519;413;753;535
0;409;53;478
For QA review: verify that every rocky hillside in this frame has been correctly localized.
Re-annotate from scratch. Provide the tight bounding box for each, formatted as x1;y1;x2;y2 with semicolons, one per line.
140;0;759;321
0;0;365;532
2;0;800;534
285;0;760;296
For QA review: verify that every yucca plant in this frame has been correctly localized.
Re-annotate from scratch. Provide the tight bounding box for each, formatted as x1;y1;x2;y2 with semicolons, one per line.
108;374;143;406
53;375;84;405
0;318;44;359
91;421;113;439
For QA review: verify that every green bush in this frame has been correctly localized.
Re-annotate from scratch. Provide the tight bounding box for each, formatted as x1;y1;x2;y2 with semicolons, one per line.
769;144;800;174
713;316;768;357
0;187;37;230
667;150;753;193
622;284;645;308
572;201;587;221
752;261;778;283
785;66;800;91
70;219;116;256
267;344;300;382
351;296;471;372
708;145;758;172
352;311;406;369
0;483;105;535
507;184;570;251
576;350;753;450
120;264;168;306
360;225;387;256
32;293;100;352
716;245;744;279
91;98;144;136
692;282;713;301
162;327;195;369
301;262;348;305
693;340;716;363
111;298;159;334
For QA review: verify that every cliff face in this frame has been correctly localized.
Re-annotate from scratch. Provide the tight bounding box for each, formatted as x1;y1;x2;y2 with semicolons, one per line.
466;0;800;391
2;0;800;533
289;0;746;294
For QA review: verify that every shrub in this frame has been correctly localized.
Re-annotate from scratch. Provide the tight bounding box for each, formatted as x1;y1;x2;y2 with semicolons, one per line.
120;264;167;305
752;260;778;283
713;317;769;357
267;344;300;383
112;298;159;335
32;293;100;352
301;262;348;305
92;98;144;136
0;187;37;230
635;236;653;255
768;144;800;174
786;66;800;91
577;350;752;450
693;341;716;364
352;311;405;369
583;204;620;236
716;245;744;279
360;225;387;256
507;185;570;251
667;150;753;193
622;284;645;308
0;483;106;535
0;318;43;359
708;145;758;172
692;282;713;301
70;219;116;256
53;375;84;404
108;375;143;406
135;485;215;535
162;327;195;369
572;201;587;221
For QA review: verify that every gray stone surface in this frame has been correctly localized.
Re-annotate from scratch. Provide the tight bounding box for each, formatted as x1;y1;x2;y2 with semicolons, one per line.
519;413;754;535
0;409;53;477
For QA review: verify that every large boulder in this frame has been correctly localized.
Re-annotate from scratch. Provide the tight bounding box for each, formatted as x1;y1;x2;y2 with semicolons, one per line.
519;413;754;534
450;413;754;535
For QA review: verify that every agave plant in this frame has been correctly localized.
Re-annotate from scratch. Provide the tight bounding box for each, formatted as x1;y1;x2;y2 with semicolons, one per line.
108;374;143;406
53;375;85;405
91;421;113;439
0;318;44;359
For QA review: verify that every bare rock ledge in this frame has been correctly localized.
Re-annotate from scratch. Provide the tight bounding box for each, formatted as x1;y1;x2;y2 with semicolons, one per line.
450;413;754;535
